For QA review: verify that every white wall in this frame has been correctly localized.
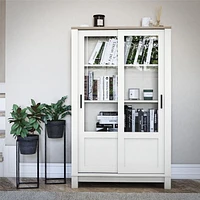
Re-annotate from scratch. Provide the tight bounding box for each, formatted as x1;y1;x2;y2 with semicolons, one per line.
0;0;5;82
5;0;200;164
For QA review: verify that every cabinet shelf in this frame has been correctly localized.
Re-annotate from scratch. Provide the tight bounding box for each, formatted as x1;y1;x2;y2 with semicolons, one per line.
84;64;117;68
124;100;158;104
82;132;118;137
124;65;158;70
85;100;118;103
124;132;159;135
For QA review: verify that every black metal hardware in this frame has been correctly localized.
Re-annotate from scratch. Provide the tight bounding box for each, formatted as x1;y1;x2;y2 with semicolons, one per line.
45;124;66;184
80;94;82;108
160;95;163;109
16;137;39;189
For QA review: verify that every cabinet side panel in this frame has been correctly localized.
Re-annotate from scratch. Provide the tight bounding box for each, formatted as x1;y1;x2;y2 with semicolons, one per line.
164;29;171;179
71;29;79;177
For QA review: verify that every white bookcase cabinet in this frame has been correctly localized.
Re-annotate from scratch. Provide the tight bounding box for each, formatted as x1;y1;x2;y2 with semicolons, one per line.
71;27;171;189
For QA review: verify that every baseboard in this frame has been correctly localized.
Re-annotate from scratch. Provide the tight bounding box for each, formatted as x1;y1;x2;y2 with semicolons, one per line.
172;164;200;179
3;146;71;178
18;163;72;178
3;146;200;179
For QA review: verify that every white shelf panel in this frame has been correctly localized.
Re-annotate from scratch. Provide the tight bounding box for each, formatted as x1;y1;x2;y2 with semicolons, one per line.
0;98;5;110
122;132;160;137
0;83;5;94
0;117;5;130
85;100;118;103
81;132;118;138
124;65;158;71
84;64;117;68
124;100;158;103
124;64;158;67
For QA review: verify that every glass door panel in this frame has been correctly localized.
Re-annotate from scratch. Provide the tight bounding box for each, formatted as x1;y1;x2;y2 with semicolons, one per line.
83;35;118;132
124;35;159;133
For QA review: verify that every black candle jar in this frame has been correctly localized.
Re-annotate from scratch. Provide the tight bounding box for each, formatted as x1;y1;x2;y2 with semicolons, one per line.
93;14;105;27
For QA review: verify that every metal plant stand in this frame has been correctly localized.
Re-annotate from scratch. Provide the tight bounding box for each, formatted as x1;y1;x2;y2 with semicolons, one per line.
16;137;39;189
45;125;66;184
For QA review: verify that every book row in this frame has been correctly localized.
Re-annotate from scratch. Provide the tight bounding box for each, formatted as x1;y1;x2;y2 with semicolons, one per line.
87;35;158;66
96;111;118;132
85;71;118;101
125;36;158;65
95;109;158;132
88;38;118;65
124;105;158;132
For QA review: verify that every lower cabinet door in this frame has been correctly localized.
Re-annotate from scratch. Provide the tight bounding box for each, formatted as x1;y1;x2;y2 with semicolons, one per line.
118;135;164;174
79;133;118;173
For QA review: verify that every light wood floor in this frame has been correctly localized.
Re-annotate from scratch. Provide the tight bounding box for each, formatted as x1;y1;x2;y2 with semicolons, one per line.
0;178;200;193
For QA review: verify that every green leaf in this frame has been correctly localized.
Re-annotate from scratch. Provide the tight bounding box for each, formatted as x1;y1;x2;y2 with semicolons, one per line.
13;104;19;112
31;99;36;106
33;122;39;130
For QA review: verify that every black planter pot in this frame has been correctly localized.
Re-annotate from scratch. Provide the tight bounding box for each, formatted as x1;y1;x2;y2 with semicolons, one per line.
46;120;65;138
17;135;39;155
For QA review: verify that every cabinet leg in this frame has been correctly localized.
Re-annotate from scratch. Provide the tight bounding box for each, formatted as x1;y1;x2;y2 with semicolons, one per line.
164;177;171;189
71;176;78;188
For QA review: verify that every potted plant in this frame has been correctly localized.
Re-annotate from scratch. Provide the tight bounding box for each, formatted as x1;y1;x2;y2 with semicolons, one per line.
43;96;71;138
8;99;45;154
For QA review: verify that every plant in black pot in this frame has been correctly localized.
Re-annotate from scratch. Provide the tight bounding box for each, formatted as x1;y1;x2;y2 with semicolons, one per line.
43;96;71;138
8;99;45;155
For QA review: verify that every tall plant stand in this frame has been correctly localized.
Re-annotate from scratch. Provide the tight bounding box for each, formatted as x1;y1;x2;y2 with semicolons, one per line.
16;137;39;189
45;124;66;184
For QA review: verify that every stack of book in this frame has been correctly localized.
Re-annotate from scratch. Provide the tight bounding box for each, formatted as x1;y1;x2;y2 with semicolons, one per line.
125;36;158;65
88;38;118;65
124;105;158;132
96;111;118;132
85;71;118;101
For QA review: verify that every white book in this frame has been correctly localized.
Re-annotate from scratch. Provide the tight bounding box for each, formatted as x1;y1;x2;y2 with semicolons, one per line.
88;40;103;64
145;37;154;65
103;76;109;100
97;115;118;124
133;37;143;65
100;41;108;65
88;71;94;100
97;115;118;121
98;120;118;124
102;39;112;65
113;75;118;101
109;38;118;65
149;109;155;132
97;76;104;101
132;109;136;132
124;36;133;64
104;38;117;65
111;40;118;65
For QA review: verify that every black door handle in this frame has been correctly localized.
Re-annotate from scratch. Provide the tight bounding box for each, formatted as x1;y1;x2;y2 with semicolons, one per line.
160;95;163;109
80;94;82;108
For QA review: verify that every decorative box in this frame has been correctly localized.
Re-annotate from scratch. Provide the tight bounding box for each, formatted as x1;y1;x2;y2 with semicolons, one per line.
128;88;140;100
143;89;153;100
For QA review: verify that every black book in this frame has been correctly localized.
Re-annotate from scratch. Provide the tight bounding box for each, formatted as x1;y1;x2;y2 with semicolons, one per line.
124;105;132;132
143;111;148;132
96;122;118;132
99;111;118;116
135;111;139;132
84;75;89;100
137;108;144;132
154;109;158;132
